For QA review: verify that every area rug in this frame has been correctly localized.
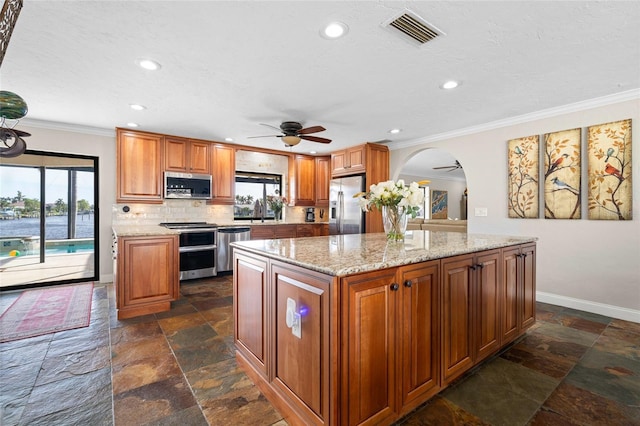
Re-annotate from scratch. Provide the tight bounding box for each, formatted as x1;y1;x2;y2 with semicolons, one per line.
0;282;94;343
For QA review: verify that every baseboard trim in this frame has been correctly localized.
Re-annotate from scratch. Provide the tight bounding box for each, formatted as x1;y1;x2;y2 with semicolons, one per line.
537;291;640;323
99;274;113;284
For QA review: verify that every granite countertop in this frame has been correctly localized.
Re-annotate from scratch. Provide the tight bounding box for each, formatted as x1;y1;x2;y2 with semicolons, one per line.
112;225;180;237
231;231;538;277
217;221;328;227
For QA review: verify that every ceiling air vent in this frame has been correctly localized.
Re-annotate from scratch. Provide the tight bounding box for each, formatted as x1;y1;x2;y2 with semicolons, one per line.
383;9;444;46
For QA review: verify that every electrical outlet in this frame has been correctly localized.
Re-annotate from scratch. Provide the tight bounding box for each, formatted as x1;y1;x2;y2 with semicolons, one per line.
291;312;301;339
475;207;488;217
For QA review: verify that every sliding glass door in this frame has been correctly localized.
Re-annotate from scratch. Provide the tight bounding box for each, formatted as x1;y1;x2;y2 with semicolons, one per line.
0;150;99;290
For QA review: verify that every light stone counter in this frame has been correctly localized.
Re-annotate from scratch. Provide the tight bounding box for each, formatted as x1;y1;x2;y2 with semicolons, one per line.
232;230;537;276
112;225;179;237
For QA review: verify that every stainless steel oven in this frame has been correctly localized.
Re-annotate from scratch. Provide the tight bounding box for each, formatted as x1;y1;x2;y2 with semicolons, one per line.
160;222;218;280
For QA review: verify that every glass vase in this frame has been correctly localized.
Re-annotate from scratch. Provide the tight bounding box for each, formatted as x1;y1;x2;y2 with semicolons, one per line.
382;205;408;242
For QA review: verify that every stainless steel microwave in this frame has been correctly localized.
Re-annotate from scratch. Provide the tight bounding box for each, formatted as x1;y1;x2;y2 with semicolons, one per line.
164;172;212;199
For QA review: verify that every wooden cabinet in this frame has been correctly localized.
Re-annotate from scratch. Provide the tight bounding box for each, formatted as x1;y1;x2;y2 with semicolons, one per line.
116;128;164;203
441;249;501;384
501;244;536;344
164;137;211;174
115;235;179;319
315;156;331;207
331;145;366;177
211;143;235;204
294;155;316;206
250;224;297;240
234;251;269;377
342;261;440;425
296;224;315;237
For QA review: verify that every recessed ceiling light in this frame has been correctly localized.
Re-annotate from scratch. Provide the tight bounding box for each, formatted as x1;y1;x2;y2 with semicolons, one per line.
127;122;139;127
136;58;161;71
441;80;459;89
321;22;349;39
129;104;146;111
309;150;317;154
224;137;234;142
389;128;402;134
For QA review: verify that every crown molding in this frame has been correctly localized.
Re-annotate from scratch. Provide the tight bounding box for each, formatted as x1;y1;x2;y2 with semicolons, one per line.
388;88;640;151
19;118;115;137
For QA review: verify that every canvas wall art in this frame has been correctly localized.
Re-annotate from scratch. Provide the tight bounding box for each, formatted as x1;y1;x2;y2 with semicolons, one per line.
544;128;581;219
508;135;539;218
587;119;632;220
431;190;448;219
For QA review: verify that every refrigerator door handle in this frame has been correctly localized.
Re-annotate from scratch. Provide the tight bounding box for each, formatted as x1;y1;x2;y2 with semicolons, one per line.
338;191;344;234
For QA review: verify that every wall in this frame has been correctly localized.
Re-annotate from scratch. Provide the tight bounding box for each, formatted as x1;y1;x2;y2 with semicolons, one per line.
390;95;640;321
399;173;467;220
17;123;116;283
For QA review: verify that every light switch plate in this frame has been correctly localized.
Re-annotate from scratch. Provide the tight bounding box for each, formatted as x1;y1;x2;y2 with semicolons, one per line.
475;207;488;217
292;313;301;339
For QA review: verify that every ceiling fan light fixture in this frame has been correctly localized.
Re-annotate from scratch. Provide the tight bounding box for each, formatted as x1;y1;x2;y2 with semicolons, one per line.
282;135;301;146
321;22;348;39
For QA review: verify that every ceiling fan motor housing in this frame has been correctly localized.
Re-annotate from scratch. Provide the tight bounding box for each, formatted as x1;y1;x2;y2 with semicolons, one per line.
280;121;303;135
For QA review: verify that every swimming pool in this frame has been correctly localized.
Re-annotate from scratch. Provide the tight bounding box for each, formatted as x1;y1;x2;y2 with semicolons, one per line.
0;238;94;257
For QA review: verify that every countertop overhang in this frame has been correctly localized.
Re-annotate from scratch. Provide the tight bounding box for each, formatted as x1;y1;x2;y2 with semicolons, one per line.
231;231;538;277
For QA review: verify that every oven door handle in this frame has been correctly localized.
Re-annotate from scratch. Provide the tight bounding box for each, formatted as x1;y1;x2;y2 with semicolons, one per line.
179;245;217;253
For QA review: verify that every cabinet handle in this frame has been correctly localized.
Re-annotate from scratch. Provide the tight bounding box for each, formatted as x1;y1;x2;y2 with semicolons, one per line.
476;263;484;269
404;280;412;288
390;283;399;291
522;253;528;258
470;265;477;271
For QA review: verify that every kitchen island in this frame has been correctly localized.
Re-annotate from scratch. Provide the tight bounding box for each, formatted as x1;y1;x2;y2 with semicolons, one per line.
232;231;537;426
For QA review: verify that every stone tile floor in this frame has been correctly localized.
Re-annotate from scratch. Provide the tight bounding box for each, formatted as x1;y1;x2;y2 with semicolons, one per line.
1;275;639;425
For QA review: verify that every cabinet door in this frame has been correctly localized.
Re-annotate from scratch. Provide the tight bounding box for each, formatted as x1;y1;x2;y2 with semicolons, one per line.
164;137;188;171
474;250;501;363
274;224;297;238
441;255;474;384
234;252;269;377
117;235;178;319
346;146;366;173
520;244;536;330
271;262;335;425
398;261;440;411
343;269;398;426
250;226;275;240
211;144;235;204
331;150;348;177
116;129;164;203
315;156;331;206
295;155;316;206
296;224;315;237
501;246;520;343
189;140;211;174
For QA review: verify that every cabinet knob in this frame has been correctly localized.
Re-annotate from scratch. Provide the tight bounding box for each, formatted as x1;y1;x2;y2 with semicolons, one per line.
390;283;399;291
404;280;412;288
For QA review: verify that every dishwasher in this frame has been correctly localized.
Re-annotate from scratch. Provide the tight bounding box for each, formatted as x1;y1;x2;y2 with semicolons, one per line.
217;226;251;273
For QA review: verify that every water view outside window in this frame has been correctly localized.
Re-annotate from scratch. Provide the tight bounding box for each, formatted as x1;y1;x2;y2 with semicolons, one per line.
234;172;282;220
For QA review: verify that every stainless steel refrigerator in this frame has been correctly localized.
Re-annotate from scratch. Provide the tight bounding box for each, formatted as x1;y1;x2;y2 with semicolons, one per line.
329;175;366;235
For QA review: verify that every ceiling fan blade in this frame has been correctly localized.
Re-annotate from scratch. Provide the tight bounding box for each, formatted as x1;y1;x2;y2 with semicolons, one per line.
247;134;282;139
259;123;282;132
433;166;457;170
300;135;331;144
298;125;326;135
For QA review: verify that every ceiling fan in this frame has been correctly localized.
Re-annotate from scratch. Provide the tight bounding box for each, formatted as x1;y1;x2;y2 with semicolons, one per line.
249;121;331;147
433;160;462;171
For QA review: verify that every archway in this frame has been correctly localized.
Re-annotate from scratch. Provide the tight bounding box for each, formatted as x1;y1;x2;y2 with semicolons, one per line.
397;148;467;220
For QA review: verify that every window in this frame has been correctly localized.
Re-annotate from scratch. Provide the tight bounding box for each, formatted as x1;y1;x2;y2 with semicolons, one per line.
234;172;283;220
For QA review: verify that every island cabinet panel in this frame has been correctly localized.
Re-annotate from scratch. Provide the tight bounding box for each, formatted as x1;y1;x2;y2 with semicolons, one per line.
116;235;179;319
342;268;398;426
501;244;537;344
397;261;440;413
234;252;269;377
270;262;335;425
441;250;501;384
116;129;164;203
211;143;235;204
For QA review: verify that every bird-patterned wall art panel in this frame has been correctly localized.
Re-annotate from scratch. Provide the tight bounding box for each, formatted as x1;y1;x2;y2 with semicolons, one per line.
508;135;539;218
544;128;581;219
587;119;632;220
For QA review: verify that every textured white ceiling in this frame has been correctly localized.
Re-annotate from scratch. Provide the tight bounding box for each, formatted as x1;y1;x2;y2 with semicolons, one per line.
3;1;639;174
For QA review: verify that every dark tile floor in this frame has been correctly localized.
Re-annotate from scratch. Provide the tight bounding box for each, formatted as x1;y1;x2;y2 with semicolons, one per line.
1;276;639;425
